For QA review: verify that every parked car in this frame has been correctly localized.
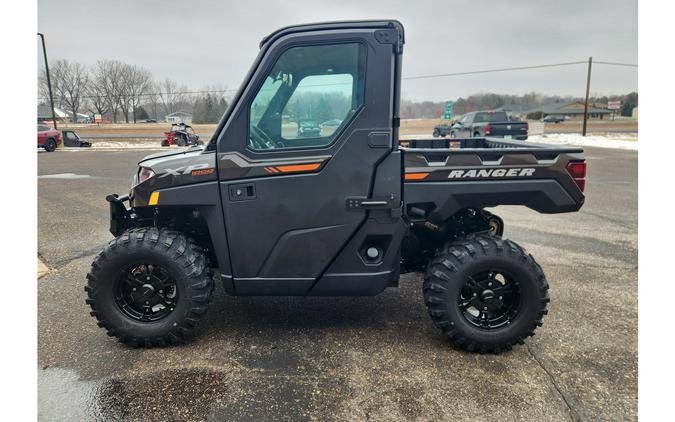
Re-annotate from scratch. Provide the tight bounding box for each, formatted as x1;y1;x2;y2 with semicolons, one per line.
542;115;565;124
297;119;321;137
432;123;454;138
62;130;92;147
37;124;62;152
321;118;342;127
451;111;528;140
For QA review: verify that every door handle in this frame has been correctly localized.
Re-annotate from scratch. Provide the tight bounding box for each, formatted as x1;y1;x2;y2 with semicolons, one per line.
229;183;256;201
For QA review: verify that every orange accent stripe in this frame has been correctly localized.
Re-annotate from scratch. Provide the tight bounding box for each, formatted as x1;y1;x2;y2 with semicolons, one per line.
404;172;429;181
275;163;321;173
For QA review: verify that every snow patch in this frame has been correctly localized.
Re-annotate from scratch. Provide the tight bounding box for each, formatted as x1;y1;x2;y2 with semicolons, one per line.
38;173;91;180
529;133;638;151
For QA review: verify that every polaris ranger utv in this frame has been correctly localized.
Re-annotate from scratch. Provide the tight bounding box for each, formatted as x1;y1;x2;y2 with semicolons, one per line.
86;20;586;353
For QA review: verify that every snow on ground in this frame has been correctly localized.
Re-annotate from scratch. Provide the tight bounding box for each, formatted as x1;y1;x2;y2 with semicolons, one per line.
528;133;638;151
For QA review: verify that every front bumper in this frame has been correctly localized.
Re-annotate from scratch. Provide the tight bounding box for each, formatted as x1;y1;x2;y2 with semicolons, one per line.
106;194;133;236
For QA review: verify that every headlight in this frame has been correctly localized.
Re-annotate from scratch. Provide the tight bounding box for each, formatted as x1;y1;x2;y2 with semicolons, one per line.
138;167;155;184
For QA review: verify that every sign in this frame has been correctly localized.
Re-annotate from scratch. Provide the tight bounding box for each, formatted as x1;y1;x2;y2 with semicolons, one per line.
607;101;622;110
443;101;454;119
94;114;102;123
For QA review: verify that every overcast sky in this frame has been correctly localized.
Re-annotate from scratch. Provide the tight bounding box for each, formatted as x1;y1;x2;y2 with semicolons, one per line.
38;0;637;101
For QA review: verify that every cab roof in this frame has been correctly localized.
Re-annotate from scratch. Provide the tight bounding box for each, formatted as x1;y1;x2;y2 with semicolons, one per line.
260;20;404;49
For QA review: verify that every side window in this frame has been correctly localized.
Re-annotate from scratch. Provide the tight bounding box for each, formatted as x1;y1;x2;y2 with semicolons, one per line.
248;43;365;151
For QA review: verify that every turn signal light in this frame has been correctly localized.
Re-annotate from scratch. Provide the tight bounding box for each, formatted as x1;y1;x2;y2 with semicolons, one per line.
566;161;587;192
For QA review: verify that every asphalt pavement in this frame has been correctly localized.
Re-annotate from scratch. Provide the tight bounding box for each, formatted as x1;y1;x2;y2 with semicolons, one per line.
37;146;637;421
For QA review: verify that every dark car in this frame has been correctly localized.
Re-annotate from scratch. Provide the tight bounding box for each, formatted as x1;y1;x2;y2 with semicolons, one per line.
543;115;565;124
451;111;528;140
297;119;321;137
62;130;92;147
37;124;62;152
321;118;342;127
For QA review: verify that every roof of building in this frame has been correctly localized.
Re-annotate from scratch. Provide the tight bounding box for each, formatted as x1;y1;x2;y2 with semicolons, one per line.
495;104;534;114
37;104;69;119
165;111;192;117
525;101;611;115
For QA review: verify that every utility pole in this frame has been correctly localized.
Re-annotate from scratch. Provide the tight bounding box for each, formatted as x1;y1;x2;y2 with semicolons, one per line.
582;57;592;136
38;33;58;132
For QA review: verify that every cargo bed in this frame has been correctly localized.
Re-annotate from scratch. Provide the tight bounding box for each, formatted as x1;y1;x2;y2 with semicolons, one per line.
400;137;586;218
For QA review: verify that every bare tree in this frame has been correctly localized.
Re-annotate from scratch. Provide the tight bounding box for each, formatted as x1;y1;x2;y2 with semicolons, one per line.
120;65;153;123
92;59;126;123
50;60;89;122
87;74;108;119
157;78;188;117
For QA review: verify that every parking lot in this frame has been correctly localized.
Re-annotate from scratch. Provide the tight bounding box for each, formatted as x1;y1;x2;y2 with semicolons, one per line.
38;146;637;421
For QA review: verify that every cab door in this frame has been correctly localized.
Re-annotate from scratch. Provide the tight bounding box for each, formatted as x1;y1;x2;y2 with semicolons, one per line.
215;27;401;294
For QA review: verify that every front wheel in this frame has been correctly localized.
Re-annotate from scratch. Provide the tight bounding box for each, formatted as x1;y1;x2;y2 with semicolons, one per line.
85;228;213;347
432;129;440;138
423;234;549;353
44;138;57;152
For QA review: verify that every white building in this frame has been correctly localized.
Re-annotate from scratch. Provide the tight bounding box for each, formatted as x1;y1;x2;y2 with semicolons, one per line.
165;111;193;124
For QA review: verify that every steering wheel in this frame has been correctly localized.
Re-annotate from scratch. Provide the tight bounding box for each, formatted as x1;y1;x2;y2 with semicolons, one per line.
250;124;286;149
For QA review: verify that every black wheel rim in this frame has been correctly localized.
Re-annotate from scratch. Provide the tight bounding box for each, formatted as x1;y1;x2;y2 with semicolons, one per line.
114;263;178;322
458;270;521;330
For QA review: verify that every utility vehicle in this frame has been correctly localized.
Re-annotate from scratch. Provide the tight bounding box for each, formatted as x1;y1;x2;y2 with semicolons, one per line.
161;123;203;147
86;20;586;353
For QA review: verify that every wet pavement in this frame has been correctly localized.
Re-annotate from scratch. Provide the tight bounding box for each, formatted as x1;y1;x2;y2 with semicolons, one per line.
38;147;637;421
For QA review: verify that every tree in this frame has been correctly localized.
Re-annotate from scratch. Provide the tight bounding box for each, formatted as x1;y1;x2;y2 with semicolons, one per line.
92;60;126;123
134;106;149;120
157;78;188;117
121;64;153;123
621;92;638;117
49;59;89;122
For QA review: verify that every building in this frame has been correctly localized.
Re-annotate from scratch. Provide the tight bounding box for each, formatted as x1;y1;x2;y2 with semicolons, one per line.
37;104;69;122
524;101;612;120
165;111;193;124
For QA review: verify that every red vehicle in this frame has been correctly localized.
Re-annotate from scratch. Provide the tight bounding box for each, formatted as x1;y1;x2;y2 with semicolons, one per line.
161;123;202;147
38;124;62;152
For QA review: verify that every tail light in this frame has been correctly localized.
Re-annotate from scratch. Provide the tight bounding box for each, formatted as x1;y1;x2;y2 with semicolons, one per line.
566;161;587;192
485;124;492;135
523;122;529;131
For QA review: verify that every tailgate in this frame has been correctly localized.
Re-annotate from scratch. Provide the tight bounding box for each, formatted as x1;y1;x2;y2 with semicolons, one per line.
487;122;528;137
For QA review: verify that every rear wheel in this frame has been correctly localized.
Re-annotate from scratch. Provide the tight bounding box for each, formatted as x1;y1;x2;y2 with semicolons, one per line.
423;234;549;353
44;138;57;152
85;228;213;347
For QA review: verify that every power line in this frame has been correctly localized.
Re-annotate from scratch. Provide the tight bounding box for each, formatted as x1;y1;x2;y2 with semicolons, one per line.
402;59;637;81
594;60;639;68
38;59;638;102
402;61;588;80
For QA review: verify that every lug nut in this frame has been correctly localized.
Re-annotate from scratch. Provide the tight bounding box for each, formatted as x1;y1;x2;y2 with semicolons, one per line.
159;290;163;294
488;282;492;287
483;306;488;310
499;296;503;300
473;293;477;297
145;301;149;305
132;288;137;291
146;277;150;280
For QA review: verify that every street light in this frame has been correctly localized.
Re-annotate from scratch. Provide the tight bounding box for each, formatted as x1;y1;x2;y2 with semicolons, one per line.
38;32;58;131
